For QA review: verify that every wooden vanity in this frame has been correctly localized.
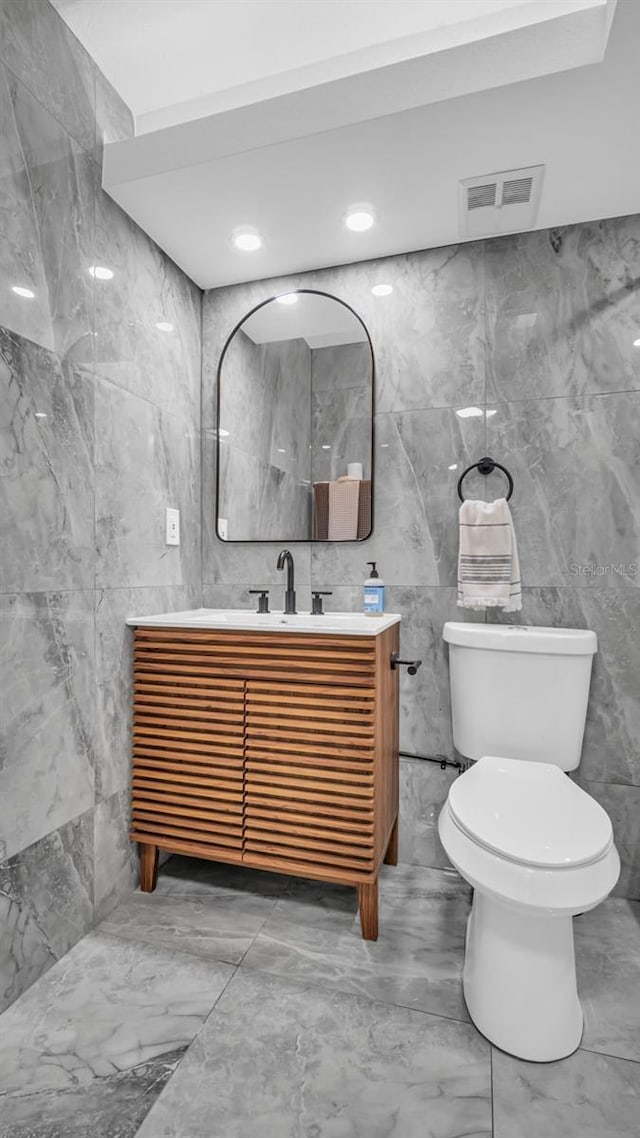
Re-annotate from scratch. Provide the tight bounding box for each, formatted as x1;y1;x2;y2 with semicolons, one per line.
127;611;400;939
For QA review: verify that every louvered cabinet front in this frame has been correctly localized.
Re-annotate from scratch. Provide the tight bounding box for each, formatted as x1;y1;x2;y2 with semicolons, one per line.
244;681;376;880
129;622;399;939
131;631;246;859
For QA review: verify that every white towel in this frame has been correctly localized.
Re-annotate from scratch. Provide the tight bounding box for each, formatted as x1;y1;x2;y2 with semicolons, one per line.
457;497;522;611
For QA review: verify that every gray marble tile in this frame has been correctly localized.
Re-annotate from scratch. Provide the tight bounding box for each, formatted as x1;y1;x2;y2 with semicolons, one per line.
579;781;640;900
95;379;200;590
0;329;95;592
0;1046;186;1138
387;586;484;757
492;1045;640;1138
93;187;202;420
156;854;291;900
311;341;372;393
486;392;640;589
94;585;201;802
0;591;95;861
0;63;95;357
0;809;93;1014
399;757;458;870
0;0;96;155
487;587;640;787
100;884;276;966
136;968;492;1138
0;930;233;1136
575;897;640;1062
93;790;137;923
242;864;472;1022
485;217;640;403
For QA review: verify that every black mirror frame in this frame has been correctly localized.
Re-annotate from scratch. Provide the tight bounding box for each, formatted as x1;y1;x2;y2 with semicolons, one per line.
214;288;375;543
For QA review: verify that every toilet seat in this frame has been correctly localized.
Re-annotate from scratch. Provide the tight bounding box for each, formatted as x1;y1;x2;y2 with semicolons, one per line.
449;755;613;869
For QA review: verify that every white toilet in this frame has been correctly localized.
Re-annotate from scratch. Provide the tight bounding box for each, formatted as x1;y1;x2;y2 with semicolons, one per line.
438;622;620;1062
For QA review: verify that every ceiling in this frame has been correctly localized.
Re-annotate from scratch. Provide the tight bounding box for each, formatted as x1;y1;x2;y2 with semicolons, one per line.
51;0;638;291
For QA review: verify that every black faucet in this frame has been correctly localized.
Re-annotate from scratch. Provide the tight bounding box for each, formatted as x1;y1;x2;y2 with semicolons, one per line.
276;549;296;614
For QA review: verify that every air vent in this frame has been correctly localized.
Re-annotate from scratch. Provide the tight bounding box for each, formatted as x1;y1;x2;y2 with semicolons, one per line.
501;177;533;206
467;183;497;211
459;165;545;239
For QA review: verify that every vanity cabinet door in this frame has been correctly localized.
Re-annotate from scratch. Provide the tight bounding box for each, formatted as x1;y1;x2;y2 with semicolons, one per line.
244;680;377;880
130;631;246;859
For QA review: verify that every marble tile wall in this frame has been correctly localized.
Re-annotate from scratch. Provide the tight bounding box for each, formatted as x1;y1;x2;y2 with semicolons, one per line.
203;216;640;898
0;1;202;1011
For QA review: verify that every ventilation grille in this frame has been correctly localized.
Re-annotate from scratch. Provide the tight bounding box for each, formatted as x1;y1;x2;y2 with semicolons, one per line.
459;166;544;238
467;183;497;211
501;176;533;205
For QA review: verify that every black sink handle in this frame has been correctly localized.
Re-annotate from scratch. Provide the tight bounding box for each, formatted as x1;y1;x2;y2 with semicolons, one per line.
390;652;422;676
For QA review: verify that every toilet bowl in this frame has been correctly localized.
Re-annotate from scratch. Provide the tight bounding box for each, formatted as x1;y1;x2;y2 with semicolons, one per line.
438;622;620;1062
438;755;620;1061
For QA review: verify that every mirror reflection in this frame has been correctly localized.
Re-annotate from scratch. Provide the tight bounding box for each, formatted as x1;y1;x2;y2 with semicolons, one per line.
216;289;373;542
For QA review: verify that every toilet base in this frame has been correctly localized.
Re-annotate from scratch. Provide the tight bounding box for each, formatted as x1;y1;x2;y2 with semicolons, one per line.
463;890;583;1062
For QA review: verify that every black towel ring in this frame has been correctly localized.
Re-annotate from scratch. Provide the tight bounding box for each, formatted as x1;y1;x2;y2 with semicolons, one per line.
457;456;514;502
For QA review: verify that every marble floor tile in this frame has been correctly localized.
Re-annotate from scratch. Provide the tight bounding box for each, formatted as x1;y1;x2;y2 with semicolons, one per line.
575;897;640;1062
492;1045;640;1138
99;884;278;967
136;968;492;1138
242;863;472;1022
155;854;291;900
0;930;234;1137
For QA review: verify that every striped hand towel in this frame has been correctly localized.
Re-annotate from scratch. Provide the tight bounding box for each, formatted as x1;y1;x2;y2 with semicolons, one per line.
457;497;522;611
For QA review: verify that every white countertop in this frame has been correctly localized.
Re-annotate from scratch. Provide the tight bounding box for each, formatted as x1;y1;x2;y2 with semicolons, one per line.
127;608;401;636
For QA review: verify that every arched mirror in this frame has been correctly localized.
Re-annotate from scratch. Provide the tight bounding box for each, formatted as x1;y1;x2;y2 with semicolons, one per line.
216;289;374;542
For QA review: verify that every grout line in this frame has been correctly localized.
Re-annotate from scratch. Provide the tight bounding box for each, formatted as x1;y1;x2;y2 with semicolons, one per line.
95;924;243;971
490;1044;496;1137
578;1043;640;1065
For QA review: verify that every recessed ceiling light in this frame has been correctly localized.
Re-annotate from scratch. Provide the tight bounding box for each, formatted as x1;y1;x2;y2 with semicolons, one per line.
321;444;331;450
276;447;286;453
634;338;640;347
276;293;298;305
215;428;230;438
89;265;114;280
232;228;262;252
485;409;497;418
448;463;458;470
12;285;35;298
155;321;174;332
344;206;375;232
456;406;484;419
380;443;390;448
34;411;48;419
371;284;393;297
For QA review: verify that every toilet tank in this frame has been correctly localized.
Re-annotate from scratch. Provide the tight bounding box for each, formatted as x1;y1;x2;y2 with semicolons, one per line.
444;623;597;770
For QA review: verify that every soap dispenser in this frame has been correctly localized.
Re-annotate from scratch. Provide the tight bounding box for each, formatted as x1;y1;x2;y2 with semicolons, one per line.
363;562;385;615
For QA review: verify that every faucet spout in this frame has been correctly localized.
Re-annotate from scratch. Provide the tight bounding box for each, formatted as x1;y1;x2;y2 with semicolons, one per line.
276;549;296;614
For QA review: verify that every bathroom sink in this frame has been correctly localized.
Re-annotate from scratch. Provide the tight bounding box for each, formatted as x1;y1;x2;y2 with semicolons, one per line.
127;607;401;635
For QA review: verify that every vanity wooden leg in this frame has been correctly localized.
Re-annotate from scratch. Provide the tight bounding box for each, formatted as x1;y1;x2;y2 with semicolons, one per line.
139;843;159;892
358;879;379;941
384;817;399;866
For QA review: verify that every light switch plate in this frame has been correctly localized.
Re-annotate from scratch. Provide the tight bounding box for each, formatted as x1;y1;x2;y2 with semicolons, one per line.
165;507;180;545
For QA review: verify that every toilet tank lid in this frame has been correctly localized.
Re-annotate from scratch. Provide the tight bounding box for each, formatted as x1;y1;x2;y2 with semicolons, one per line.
443;622;597;655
